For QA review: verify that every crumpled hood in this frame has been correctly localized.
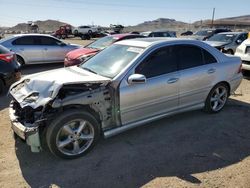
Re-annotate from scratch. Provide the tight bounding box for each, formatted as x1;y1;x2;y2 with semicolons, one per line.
9;66;111;109
66;47;99;60
205;41;230;47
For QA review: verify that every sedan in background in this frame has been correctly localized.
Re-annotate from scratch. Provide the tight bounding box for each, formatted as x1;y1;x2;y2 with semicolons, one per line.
206;32;248;54
0;45;20;94
64;33;145;66
0;34;80;65
190;28;231;41
235;38;250;71
141;30;176;38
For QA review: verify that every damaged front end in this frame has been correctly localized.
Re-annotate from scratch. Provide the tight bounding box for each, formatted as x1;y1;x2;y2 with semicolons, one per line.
9;67;112;153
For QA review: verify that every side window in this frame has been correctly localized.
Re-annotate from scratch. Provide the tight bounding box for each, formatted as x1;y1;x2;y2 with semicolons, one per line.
162;32;170;37
203;49;217;64
12;36;36;45
135;46;178;78
178;45;204;70
40;37;59;45
238;34;248;42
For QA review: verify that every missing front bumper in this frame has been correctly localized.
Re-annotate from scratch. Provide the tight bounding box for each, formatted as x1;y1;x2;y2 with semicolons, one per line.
9;102;42;152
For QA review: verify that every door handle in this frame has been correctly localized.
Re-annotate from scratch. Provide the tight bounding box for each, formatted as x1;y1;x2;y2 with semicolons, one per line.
167;78;179;84
207;68;216;74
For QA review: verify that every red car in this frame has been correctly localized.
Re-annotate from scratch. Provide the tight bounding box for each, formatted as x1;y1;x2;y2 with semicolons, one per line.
64;33;144;66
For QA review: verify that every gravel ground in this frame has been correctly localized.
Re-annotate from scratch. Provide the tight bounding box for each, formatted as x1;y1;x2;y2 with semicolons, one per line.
0;41;250;187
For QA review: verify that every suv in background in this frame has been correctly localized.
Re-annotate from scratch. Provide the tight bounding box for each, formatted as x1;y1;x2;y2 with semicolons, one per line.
141;30;176;38
235;39;250;71
73;26;100;36
191;28;231;41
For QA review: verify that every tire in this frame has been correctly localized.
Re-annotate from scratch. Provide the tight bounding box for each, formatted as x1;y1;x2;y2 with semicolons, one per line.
17;55;25;66
74;30;78;36
62;35;66;39
80;34;86;40
46;109;101;159
0;79;4;95
88;30;92;35
226;49;234;55
204;83;229;113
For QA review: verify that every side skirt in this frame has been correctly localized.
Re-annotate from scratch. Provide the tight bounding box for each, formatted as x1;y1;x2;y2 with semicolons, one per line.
104;103;204;138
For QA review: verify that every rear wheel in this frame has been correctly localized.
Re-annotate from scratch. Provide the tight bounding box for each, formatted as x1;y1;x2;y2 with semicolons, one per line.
46;109;100;159
204;83;229;113
17;55;25;66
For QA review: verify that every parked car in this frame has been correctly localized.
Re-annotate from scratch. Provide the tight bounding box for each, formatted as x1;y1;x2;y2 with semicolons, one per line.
73;25;99;36
181;31;193;36
0;45;21;94
190;28;231;41
0;34;80;65
206;32;248;54
0;31;4;39
235;38;250;71
141;30;176;37
9;38;242;159
64;33;145;66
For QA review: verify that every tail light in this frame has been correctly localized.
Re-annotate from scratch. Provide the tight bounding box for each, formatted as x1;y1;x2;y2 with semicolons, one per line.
0;53;14;63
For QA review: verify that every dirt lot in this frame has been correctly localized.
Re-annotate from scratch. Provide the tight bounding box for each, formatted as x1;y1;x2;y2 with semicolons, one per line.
1;41;250;187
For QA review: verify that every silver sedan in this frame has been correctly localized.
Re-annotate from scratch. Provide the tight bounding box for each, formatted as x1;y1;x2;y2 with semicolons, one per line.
0;34;80;65
9;38;242;158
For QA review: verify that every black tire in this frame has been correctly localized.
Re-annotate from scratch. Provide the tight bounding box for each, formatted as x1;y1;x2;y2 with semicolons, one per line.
204;83;229;113
0;79;4;95
226;49;234;55
62;35;66;39
46;109;101;159
88;30;92;35
17;55;25;66
74;30;78;36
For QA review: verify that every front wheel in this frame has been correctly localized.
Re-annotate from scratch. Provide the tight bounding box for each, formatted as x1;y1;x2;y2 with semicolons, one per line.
204;83;229;113
46;109;100;159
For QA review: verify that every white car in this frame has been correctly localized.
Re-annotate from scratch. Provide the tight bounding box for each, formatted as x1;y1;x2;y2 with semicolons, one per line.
235;38;250;71
73;25;99;35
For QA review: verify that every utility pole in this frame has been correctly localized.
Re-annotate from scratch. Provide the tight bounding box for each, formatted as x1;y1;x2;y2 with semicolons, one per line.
211;8;215;28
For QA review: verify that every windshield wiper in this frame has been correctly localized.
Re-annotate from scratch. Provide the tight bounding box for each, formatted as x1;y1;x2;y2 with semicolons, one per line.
82;67;98;74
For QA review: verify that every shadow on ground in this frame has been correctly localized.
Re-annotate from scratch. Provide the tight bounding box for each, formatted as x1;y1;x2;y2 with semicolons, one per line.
15;98;250;188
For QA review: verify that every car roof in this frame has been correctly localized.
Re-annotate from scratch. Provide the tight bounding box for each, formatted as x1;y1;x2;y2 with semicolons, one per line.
214;32;247;35
111;33;142;39
12;33;54;38
115;37;194;48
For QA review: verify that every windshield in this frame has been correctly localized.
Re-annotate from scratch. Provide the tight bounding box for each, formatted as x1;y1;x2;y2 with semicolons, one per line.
80;44;144;78
86;36;117;50
194;30;213;36
208;33;236;42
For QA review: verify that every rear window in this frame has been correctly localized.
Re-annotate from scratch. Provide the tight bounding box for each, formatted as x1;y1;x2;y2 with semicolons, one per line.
0;45;10;54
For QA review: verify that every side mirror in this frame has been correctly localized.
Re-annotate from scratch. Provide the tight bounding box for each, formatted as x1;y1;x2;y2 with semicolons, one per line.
236;39;242;44
128;74;146;85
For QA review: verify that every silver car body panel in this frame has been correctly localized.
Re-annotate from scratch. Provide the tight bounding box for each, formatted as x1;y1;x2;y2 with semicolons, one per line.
0;34;80;64
9;38;242;151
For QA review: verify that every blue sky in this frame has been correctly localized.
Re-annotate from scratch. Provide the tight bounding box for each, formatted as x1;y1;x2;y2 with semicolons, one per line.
1;0;250;27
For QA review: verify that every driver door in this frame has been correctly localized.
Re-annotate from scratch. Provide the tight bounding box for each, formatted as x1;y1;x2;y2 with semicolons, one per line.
119;46;180;125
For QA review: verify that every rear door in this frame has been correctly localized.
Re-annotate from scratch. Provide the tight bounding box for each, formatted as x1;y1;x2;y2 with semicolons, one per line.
177;44;218;108
12;36;45;64
40;36;68;63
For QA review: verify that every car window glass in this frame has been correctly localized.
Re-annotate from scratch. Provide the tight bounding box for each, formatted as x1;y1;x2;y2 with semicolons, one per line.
40;36;59;45
238;34;248;42
178;45;204;70
203;49;217;64
12;36;36;45
135;46;178;78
